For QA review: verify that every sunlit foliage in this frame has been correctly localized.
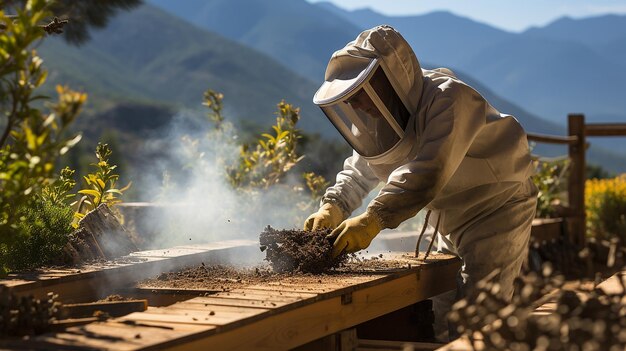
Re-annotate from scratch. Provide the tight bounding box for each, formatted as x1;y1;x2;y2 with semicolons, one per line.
586;175;626;241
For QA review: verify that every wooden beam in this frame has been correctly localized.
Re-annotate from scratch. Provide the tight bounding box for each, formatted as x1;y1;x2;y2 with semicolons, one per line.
59;300;148;319
359;339;443;351
585;123;626;137
527;132;578;145
596;271;626;296
0;240;258;303
12;256;460;351
159;257;460;351
567;114;586;248
530;218;564;245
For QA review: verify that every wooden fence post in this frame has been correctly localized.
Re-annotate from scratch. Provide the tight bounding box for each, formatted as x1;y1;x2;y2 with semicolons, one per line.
568;114;586;247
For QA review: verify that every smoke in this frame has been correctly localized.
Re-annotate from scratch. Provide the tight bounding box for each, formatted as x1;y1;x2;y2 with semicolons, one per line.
125;107;432;263
134;109;315;253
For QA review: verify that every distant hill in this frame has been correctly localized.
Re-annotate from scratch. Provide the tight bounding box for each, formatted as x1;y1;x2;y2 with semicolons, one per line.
141;0;571;136
317;3;626;171
147;0;364;82
40;3;334;138
439;68;626;169
317;2;515;69
38;2;626;173
321;4;626;123
524;15;626;49
460;35;626;120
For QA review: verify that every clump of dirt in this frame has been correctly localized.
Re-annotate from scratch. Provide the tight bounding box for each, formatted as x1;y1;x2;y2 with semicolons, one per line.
259;226;349;273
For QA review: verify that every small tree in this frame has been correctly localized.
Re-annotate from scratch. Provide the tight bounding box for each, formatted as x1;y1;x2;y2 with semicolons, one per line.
1;1;85;236
75;143;130;222
227;101;304;189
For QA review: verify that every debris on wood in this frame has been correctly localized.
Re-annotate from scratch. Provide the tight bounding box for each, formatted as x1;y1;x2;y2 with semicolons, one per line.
138;253;426;292
141;264;275;291
259;226;350;273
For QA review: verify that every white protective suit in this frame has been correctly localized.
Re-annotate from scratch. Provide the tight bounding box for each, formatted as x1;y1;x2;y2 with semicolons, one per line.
316;26;538;340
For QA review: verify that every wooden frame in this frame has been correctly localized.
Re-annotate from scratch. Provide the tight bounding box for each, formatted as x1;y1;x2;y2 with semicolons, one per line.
0;240;258;302
527;114;626;248
7;256;461;351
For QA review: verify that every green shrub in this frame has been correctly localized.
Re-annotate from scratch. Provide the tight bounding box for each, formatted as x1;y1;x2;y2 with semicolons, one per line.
586;175;626;241
227;100;304;189
532;158;569;218
3;201;73;271
0;3;85;227
75;143;130;222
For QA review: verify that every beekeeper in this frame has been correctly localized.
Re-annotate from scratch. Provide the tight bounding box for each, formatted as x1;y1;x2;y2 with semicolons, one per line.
303;25;537;340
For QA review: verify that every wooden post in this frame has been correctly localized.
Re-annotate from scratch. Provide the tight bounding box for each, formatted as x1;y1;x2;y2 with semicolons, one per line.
567;114;586;248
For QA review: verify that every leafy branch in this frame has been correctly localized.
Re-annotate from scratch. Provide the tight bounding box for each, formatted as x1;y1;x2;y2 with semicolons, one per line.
75;143;130;221
227;101;304;189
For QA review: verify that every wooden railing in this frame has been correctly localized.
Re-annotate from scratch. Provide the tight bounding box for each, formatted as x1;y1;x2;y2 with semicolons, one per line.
527;114;626;248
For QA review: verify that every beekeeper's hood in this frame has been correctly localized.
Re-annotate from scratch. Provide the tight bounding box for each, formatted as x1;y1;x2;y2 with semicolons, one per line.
314;25;423;160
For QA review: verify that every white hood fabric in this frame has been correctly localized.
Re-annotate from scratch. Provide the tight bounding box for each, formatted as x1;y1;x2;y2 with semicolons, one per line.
321;25;535;235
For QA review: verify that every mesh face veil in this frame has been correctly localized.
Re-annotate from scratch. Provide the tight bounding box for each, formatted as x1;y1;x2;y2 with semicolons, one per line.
313;58;411;158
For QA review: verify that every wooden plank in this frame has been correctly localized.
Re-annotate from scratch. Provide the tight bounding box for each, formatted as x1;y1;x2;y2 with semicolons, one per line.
358;339;443;351
533;302;558;316
27;321;209;351
133;287;221;295
119;312;229;326
585;123;626;137
567;113;586;247
227;288;318;299
211;291;308;303
597;271;626;295
122;305;266;326
50;317;101;331
530;218;564;244
111;319;206;332
168;303;270;314
123;289;219;308
242;284;344;294
159;257;460;351
14;256;460;351
246;283;350;295
129;248;209;258
436;336;479;351
0;240;257;303
527;132;578;145
60;300;148;319
182;296;290;309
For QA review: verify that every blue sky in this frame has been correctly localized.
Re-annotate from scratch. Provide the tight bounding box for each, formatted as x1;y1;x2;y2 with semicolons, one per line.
308;0;626;32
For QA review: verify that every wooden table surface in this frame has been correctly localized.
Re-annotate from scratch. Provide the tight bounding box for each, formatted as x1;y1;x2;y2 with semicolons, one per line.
0;240;259;302
4;254;461;351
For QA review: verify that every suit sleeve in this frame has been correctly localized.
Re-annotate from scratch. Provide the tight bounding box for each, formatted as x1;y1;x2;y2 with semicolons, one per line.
367;83;487;228
321;150;381;218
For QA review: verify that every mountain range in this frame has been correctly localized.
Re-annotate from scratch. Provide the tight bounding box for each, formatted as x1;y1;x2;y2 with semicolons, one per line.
38;1;626;172
318;2;626;126
39;4;330;137
145;0;626;171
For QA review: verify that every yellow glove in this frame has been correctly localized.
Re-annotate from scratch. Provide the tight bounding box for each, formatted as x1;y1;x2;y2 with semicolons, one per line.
303;203;344;231
328;211;383;258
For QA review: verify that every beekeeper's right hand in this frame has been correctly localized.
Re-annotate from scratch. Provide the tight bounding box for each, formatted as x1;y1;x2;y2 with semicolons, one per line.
303;203;344;231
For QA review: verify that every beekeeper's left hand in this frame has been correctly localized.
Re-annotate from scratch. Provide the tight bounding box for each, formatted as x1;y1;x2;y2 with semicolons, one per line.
327;211;382;258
